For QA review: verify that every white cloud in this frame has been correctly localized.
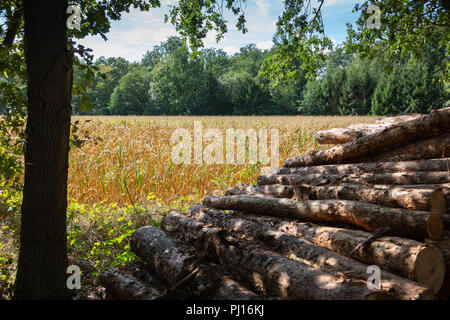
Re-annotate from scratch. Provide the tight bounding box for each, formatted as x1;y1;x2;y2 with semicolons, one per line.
256;41;273;50
223;46;240;55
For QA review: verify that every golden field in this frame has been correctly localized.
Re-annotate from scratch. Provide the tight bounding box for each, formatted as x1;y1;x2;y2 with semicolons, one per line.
69;115;377;207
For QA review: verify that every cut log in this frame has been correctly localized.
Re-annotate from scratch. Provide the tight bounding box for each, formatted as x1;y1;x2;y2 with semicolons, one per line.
202;195;444;240
99;267;163;300
373;183;450;214
130;225;260;299
374;114;424;124
275;158;450;175
130;226;196;287
316;115;424;144
243;214;445;293
359;133;450;163
292;184;446;215
258;171;450;187
226;183;293;198
162;211;394;300
316;128;367;144
176;206;436;299
283;107;450;167
424;236;450;299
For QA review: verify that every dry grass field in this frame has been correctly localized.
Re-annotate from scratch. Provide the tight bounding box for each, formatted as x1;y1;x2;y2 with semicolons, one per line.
69;115;376;207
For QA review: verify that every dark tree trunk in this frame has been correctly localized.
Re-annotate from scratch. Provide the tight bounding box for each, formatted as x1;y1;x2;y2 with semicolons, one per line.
14;0;72;299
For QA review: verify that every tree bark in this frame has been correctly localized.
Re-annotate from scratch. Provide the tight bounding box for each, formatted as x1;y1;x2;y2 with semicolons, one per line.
359;133;450;163
162;211;394;300
203;195;444;240
283;107;450;167
14;0;72;299
225;183;293;198
130;225;259;299
243;214;445;293
130;226;197;287
424;236;450;299
292;184;446;214
177;206;435;299
99;267;163;300
275;158;450;175
316;113;423;145
258;171;450;187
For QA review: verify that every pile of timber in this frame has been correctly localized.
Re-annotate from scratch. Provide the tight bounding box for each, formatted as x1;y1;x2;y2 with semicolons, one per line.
99;107;450;300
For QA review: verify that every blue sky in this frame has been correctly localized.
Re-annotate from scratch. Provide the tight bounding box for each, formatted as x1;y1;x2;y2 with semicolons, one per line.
79;0;361;62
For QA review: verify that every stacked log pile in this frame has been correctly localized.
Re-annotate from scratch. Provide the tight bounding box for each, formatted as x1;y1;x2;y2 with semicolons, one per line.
99;107;450;300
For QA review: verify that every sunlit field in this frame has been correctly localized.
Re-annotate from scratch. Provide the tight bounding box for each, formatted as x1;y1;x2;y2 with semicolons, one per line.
69;115;377;207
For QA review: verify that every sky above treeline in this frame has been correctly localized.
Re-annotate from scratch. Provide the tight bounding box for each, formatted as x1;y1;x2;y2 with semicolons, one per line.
79;0;361;61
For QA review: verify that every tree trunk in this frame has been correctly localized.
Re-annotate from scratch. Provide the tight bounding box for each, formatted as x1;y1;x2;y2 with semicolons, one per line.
130;226;197;287
14;0;72;299
178;206;435;299
258;171;450;187
225;183;293;198
203;195;444;240
424;236;450;299
316;128;368;144
292;184;446;214
275;158;450;175
373;183;450;213
244;214;445;293
162;211;394;300
316;115;424;144
359;133;450;163
99;267;163;300
283;107;450;167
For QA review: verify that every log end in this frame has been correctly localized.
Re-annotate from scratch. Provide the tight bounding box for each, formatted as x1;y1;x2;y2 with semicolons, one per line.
426;214;444;240
430;190;446;216
414;246;446;294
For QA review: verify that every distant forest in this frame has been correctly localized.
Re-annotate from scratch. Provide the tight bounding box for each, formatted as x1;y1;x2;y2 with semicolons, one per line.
1;35;447;117
66;35;448;117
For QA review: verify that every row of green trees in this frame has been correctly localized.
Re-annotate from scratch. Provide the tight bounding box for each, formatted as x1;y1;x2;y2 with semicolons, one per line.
72;34;447;117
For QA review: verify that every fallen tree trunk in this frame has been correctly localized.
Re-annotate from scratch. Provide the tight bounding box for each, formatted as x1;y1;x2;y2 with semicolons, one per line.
130;226;260;299
99;267;163;300
424;236;450;299
283;107;450;167
175;206;436;298
316;128;368;144
203;195;444;240
258;171;450;187
374;114;424;124
316;115;425;144
161;211;394;300
225;183;293;198
130;226;196;287
359;133;450;163
292;184;446;215
243;214;445;293
275;158;450;175
372;183;450;214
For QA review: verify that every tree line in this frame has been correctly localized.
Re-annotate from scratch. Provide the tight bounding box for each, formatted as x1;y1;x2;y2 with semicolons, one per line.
70;34;448;117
